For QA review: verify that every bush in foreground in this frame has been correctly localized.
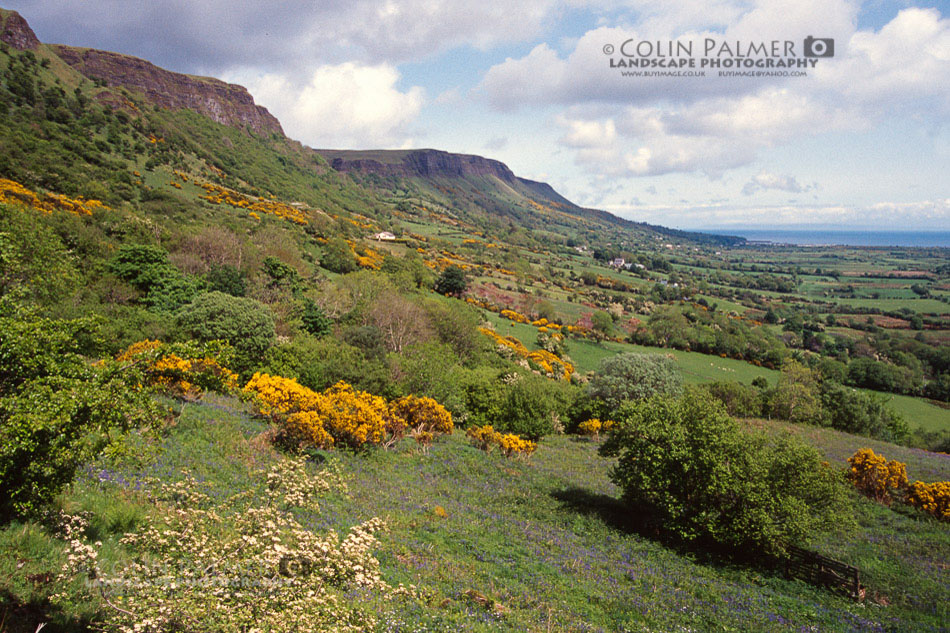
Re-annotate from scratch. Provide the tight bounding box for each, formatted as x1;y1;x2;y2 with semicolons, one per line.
56;457;416;631
600;391;848;556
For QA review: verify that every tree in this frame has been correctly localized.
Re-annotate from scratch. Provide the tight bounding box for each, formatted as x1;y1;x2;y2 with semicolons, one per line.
176;291;275;372
600;391;848;556
590;310;614;339
320;237;357;273
301;299;332;337
586;353;682;412
435;265;467;297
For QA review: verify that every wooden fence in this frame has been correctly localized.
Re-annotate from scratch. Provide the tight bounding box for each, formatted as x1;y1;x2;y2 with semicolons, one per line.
784;546;862;599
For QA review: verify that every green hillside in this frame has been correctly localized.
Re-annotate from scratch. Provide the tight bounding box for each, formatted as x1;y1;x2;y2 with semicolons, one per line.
1;9;949;632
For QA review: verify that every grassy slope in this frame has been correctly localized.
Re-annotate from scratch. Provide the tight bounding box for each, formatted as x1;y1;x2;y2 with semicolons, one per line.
5;396;946;632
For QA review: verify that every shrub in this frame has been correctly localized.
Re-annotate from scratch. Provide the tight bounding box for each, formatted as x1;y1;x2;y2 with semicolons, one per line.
259;335;393;397
905;481;950;521
56;458;415;630
176;291;275;372
600;391;847;556
701;380;762;418
108;244;198;312
0;365;160;518
846;448;907;504
301;299;332;337
389;394;453;449
204;263;246;297
466;425;537;457
320;236;357;273
244;373;450;450
821;383;908;442
115;339;238;397
586;353;681;410
434;265;467;297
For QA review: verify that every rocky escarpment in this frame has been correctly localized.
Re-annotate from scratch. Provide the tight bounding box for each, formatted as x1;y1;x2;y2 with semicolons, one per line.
0;9;39;50
319;149;519;182
53;45;283;137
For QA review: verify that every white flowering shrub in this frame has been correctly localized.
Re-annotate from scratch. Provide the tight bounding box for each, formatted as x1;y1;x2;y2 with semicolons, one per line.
55;457;416;632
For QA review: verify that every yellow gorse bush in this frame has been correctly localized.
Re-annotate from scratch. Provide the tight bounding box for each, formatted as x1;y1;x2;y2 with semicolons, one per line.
478;328;574;381
200;181;308;224
577;419;617;438
244;374;452;451
0;177;108;216
846;448;908;504
905;481;950;521
116;339;238;397
500;309;529;324
465;425;537;458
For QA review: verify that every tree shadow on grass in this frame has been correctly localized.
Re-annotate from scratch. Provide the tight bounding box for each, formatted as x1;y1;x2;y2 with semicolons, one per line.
0;588;90;633
552;486;656;537
551;486;779;572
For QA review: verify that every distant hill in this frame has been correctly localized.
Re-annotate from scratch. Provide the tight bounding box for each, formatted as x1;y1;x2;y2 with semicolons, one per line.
0;6;742;247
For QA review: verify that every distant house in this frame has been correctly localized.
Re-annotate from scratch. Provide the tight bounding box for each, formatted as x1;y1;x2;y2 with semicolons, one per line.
610;257;626;268
372;231;396;241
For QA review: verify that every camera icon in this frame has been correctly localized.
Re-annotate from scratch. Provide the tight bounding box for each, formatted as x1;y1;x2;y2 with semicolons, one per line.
803;36;834;58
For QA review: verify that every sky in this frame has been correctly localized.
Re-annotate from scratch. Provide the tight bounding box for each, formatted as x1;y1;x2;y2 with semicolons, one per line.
7;0;949;230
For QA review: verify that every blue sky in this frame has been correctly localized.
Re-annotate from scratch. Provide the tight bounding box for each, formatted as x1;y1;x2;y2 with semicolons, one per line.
8;0;949;230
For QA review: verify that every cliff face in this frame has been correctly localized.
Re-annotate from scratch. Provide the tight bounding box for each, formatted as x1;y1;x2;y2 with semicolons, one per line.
322;149;518;182
0;9;39;50
53;45;283;136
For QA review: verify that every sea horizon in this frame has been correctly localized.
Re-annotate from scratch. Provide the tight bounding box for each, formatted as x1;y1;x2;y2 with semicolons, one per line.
698;228;950;248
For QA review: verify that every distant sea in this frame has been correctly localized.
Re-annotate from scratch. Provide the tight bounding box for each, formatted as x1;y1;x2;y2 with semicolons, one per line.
702;229;950;248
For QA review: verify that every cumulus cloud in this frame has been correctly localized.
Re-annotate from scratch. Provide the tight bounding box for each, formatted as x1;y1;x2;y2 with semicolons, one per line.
227;63;424;148
10;0;559;72
483;2;949;178
741;172;814;195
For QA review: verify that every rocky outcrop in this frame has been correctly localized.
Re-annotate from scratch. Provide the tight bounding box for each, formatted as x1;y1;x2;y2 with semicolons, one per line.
320;149;519;182
53;45;283;136
0;9;39;50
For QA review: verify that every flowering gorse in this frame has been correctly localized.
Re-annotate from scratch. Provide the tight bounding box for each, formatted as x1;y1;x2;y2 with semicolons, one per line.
466;425;537;458
55;457;416;632
243;374;452;451
116;339;238;397
846;448;907;504
905;480;950;521
477;328;574;381
577;418;616;439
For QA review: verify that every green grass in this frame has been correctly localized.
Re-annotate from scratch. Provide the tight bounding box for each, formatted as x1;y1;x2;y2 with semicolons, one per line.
4;395;949;632
823;297;950;314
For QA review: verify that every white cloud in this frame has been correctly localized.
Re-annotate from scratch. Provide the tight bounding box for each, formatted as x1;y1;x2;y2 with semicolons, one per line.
481;2;948;180
15;0;561;71
605;198;950;229
227;63;424;148
741;172;813;195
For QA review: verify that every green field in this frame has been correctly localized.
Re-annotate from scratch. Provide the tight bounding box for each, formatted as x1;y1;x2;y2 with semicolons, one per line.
481;311;950;432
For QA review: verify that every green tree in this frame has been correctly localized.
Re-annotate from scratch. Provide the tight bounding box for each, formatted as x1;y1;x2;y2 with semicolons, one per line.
320;237;357;274
590;310;614;339
300;299;332;337
176;291;275;372
600;391;848;556
434;265;467;297
586;353;682;412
